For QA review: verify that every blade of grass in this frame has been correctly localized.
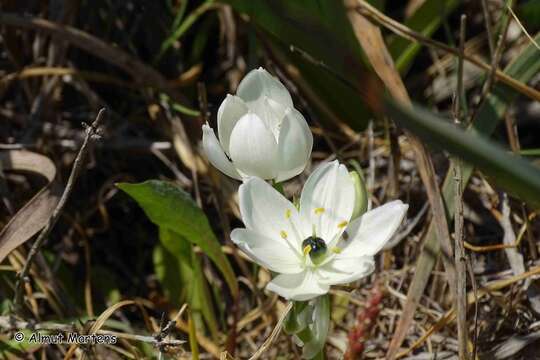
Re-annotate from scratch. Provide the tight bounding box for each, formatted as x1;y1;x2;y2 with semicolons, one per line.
188;309;201;360
154;0;216;63
385;98;540;210
521;149;540;156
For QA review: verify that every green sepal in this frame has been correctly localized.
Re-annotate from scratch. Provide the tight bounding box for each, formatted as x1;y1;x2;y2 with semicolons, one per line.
350;170;368;219
286;295;330;359
284;301;310;334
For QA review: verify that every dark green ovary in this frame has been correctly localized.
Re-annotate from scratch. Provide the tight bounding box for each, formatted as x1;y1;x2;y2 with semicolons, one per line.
302;236;327;264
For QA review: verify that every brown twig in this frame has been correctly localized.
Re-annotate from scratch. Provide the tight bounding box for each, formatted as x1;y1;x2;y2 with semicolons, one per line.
453;15;468;360
480;0;495;57
13;109;107;313
468;16;510;123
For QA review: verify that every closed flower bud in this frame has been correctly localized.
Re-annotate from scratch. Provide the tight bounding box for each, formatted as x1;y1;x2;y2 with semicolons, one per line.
202;67;313;182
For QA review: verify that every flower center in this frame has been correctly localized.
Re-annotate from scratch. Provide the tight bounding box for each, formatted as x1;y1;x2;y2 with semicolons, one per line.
302;236;327;265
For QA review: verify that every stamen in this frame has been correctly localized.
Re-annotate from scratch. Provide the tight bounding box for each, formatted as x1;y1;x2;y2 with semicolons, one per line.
337;220;348;228
281;209;303;259
331;247;342;254
314;207;325;215
285;209;301;240
285;209;292;219
303;244;312;256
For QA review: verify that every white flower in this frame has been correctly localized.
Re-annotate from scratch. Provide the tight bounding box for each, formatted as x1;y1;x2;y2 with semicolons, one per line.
202;67;313;182
231;160;408;301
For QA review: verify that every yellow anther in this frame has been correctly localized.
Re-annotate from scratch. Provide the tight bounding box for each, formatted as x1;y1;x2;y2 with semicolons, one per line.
280;230;288;239
285;209;292;219
331;247;342;254
314;207;325;215
303;244;312;256
337;220;348;228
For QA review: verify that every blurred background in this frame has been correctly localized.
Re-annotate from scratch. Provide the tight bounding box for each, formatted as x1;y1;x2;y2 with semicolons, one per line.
1;0;540;359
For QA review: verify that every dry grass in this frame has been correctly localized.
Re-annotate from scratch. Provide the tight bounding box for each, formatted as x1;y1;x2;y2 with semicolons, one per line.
1;1;539;359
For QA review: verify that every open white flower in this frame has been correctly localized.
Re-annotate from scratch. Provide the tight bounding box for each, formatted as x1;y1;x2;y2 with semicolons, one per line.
231;160;408;301
202;67;313;182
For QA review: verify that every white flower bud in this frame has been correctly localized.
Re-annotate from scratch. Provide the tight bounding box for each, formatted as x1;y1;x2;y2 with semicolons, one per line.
202;67;313;182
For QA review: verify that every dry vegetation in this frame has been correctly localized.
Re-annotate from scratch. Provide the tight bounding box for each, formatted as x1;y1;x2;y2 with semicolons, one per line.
1;0;540;359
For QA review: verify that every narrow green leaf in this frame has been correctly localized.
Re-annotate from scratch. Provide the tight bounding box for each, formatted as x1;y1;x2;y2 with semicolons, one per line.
188;310;200;360
155;0;215;63
385;97;540;208
284;301;310;335
521;149;540;156
191;241;219;339
388;0;460;74
153;243;184;304
302;295;330;359
520;0;540;28
157;227;219;339
117;180;239;297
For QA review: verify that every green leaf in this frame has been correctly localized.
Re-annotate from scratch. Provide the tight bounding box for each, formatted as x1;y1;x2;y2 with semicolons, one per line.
521;149;540;156
301;295;330;359
225;0;372;129
384;97;540;208
155;0;215;63
153;243;185;304
117;180;238;297
155;229;219;339
284;301;310;335
520;0;540;29
349;170;368;219
388;0;460;74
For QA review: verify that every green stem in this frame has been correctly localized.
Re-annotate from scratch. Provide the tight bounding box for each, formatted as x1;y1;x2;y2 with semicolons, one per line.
271;179;285;195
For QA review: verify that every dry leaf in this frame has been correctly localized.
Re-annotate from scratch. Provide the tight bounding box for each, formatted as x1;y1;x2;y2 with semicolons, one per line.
0;150;61;263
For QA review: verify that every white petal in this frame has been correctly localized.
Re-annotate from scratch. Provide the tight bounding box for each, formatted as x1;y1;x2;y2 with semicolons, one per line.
275;108;313;182
239;177;307;250
217;95;248;155
201;124;242;180
342;200;408;256
229;113;279;179
266;270;329;301
250;97;288;139
300;161;355;242
237;67;293;113
231;228;303;274
316;256;374;285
